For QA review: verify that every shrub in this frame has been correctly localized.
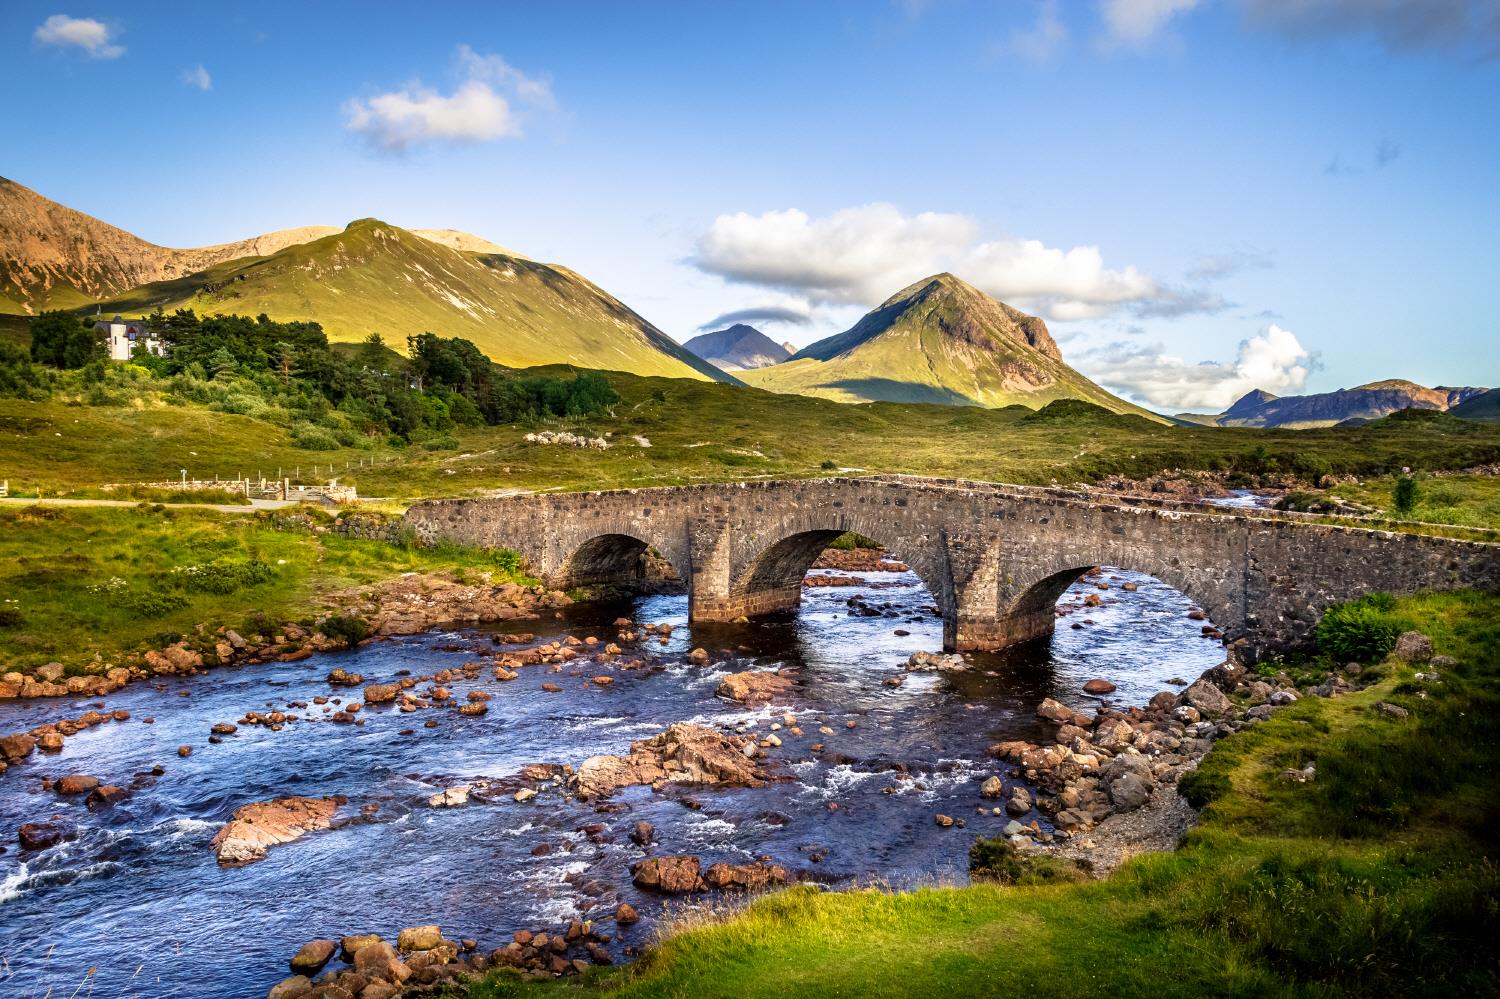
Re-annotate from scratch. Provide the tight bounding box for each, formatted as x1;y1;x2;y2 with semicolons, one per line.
126;591;190;618
820;460;838;470
166;559;276;595
1316;593;1404;662
0;607;23;628
292;423;340;450
318;614;370;646
421;434;460;451
1393;475;1419;514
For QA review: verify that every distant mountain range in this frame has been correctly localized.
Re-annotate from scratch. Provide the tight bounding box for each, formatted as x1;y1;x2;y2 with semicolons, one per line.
0;176;734;383
682;324;792;370
738;273;1157;418
1178;380;1488;429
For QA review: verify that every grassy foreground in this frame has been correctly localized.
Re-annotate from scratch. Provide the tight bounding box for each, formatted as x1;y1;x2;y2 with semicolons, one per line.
0;504;531;673
457;590;1499;998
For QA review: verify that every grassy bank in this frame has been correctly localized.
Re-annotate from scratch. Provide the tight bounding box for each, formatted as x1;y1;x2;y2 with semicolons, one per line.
1329;472;1500;530
0;504;533;673
457;590;1499;998
4;366;1499;501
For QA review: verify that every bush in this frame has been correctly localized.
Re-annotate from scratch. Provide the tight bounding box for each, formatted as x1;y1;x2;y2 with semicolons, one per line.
421;434;460;451
1316;593;1404;662
125;591;190;618
0;608;23;628
318;614;370;646
1393;475;1419;515
292;424;341;451
166;559;276;595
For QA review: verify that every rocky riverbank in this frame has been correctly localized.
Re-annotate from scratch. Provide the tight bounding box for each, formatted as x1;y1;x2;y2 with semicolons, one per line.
989;630;1445;874
0;571;570;773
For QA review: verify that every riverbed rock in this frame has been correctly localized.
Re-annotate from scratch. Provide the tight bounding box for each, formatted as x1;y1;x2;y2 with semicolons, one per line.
716;670;794;702
428;786;470;808
1083;679;1117;695
980;775;1003;798
0;733;36;763
1036;698;1073;723
364;683;399;704
702;861;791;891
1180;679;1231;716
86;785;127;810
290;939;337;975
353;941;412;984
18;819;72;851
615;902;640;924
56;774;99;795
267;974;312;999
632;855;705;893
1108;772;1151;811
397;925;444;953
629;820;654;846
341;934;383;961
1393;631;1433;663
574;723;763;799
210;796;343;866
907;651;967;671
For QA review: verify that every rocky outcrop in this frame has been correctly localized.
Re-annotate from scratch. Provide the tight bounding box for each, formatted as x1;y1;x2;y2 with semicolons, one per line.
329;574;570;636
631;855;704;893
573;723;764;800
210;796;344;866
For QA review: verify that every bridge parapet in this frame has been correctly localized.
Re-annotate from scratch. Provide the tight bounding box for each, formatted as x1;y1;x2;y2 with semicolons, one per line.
403;477;1500;658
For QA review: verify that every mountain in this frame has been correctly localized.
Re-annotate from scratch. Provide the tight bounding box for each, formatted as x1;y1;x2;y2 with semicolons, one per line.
1450;388;1500;424
1;178;735;382
91;219;736;381
682;324;792;370
737;273;1156;417
0;176;528;315
1209;380;1487;429
781;341;797;356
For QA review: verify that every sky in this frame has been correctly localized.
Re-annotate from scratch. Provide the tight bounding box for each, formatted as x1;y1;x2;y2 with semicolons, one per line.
4;1;1498;411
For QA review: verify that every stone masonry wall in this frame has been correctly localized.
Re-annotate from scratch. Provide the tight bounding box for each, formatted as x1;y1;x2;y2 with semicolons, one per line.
403;477;1500;658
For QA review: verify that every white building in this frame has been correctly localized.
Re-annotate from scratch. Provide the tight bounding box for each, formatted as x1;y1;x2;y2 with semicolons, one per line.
94;316;165;362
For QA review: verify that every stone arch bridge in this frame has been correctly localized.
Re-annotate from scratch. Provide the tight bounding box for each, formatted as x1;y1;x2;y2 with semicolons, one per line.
403;476;1499;659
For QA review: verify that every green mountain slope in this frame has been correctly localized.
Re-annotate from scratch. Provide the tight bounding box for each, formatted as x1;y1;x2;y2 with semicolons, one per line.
94;219;737;383
1451;388;1500;424
740;273;1158;418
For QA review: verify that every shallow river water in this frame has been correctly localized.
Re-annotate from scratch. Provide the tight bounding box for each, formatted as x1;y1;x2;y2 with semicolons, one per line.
0;565;1223;998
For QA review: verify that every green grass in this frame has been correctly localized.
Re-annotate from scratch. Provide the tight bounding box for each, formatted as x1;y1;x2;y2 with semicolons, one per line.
0;504;533;672
455;590;1500;998
1330;473;1500;530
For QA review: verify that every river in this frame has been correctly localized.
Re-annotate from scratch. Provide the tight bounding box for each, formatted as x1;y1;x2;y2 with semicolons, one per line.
0;564;1223;998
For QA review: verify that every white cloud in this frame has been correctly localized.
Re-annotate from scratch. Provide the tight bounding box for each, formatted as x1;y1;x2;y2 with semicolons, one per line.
1097;0;1202;48
182;65;212;91
345;46;552;152
691;203;1214;322
1078;324;1313;410
34;14;123;58
1005;0;1070;62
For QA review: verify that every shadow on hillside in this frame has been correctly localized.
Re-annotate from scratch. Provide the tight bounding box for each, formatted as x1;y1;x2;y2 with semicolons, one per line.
822;378;976;406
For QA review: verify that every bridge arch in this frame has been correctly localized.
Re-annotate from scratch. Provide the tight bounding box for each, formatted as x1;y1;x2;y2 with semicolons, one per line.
725;515;951;626
996;554;1239;649
553;532;682;592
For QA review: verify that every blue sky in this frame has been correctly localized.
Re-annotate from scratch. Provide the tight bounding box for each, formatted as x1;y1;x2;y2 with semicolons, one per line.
4;1;1497;410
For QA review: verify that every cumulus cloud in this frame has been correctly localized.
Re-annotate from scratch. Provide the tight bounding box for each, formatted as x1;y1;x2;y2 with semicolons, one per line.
345;45;553;152
1241;0;1500;53
182;65;212;91
697;305;815;331
691;203;1219;322
1078;323;1313;410
1096;0;1202;48
1003;0;1070;62
34;14;123;58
